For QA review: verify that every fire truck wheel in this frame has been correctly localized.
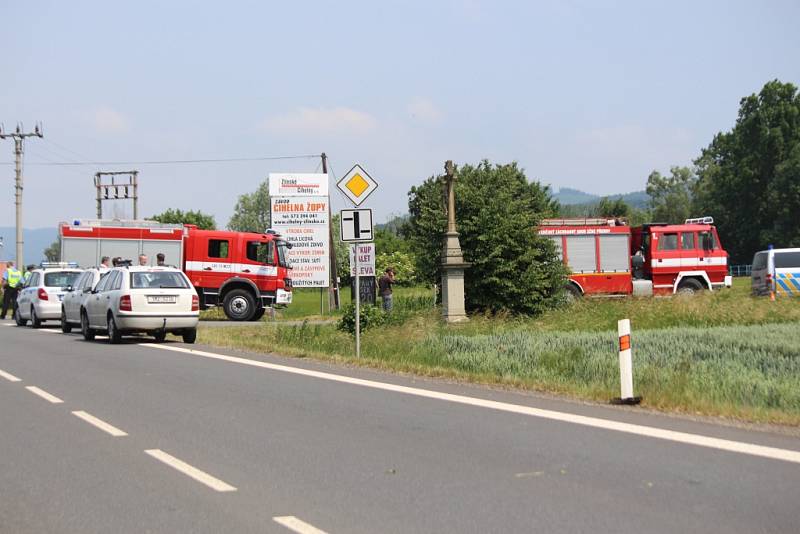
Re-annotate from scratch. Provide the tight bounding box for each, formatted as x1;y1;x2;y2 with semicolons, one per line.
564;284;582;303
223;289;256;321
677;278;704;295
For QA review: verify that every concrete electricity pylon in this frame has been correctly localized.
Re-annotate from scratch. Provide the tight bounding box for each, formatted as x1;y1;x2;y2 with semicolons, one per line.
0;122;43;266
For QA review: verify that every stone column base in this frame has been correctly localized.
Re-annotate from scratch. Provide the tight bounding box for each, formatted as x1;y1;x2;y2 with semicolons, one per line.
441;264;469;323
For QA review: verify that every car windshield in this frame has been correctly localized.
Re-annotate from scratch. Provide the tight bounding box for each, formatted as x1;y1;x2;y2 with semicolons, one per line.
130;271;189;289
44;271;81;288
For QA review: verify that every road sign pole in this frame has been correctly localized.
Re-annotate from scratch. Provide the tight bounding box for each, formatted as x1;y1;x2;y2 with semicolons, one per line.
355;248;360;358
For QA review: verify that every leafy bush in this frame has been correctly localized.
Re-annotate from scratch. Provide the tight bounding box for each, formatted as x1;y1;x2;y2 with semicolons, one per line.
337;303;386;335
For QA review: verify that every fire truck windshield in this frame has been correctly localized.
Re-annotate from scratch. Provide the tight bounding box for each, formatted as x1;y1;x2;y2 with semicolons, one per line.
277;241;292;269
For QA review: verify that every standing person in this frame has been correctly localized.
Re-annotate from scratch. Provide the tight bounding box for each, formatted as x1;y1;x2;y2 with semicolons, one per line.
156;253;166;267
24;264;35;284
378;267;395;312
138;254;149;266
100;256;111;270
1;261;23;319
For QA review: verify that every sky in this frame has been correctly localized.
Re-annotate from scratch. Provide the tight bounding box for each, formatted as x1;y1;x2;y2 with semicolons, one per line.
1;0;798;228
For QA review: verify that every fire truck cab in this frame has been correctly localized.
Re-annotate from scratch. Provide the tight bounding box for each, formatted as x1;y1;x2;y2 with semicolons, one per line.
539;216;732;297
631;217;731;295
182;226;293;320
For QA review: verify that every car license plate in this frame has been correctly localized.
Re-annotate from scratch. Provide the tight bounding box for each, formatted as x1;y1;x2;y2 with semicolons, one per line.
147;295;177;304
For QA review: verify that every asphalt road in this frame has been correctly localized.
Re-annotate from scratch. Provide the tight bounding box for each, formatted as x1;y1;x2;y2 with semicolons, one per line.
1;319;799;533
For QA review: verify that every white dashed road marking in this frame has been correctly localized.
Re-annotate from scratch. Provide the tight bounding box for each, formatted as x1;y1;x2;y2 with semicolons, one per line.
273;516;328;534
72;410;128;437
144;449;237;492
0;368;22;382
147;343;800;465
25;386;64;404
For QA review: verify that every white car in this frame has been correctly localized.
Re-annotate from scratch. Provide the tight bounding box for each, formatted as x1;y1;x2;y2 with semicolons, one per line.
81;266;200;344
61;268;108;333
15;265;83;328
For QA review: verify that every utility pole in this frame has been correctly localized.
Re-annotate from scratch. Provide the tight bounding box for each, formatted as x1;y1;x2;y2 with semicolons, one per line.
323;152;341;310
0;122;43;267
94;170;139;219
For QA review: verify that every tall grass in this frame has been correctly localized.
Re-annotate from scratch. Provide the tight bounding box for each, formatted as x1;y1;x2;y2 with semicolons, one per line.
198;278;800;424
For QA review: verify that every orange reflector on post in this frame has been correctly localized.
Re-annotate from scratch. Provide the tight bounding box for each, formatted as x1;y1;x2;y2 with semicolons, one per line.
619;334;631;352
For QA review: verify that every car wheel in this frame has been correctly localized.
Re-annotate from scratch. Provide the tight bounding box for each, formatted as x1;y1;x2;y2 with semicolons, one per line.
223;289;256;321
677;278;704;296
251;306;266;321
61;307;72;333
182;328;197;344
81;312;96;341
107;315;122;344
153;330;167;342
30;307;41;329
14;308;27;327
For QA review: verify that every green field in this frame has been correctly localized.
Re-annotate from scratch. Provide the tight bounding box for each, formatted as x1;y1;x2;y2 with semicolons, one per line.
198;279;800;425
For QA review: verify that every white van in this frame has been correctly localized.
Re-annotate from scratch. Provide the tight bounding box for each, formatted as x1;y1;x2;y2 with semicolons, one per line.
751;247;800;296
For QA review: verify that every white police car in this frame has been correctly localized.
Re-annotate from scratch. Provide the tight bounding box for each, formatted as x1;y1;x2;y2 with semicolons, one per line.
15;263;83;328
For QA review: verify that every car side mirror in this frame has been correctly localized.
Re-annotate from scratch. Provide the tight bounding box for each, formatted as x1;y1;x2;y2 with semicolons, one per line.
65;285;73;292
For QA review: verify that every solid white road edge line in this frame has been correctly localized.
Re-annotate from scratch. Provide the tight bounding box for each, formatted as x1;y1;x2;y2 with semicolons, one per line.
25;386;64;404
145;343;800;465
72;411;128;437
0;368;22;382
273;516;328;534
144;449;237;492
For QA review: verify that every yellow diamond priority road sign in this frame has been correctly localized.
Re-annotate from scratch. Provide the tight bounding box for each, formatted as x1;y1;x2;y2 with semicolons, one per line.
337;164;378;207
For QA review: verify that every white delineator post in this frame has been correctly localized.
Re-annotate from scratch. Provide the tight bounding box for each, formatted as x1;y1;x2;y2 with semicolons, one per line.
614;319;641;404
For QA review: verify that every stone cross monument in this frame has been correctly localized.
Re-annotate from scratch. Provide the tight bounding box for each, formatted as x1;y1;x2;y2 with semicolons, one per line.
440;160;470;323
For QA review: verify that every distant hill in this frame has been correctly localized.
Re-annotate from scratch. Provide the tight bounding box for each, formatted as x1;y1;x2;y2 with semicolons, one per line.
553;188;650;209
0;227;57;265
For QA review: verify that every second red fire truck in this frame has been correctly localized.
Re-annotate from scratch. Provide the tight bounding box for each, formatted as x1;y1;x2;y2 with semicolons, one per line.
539;216;732;297
60;220;293;321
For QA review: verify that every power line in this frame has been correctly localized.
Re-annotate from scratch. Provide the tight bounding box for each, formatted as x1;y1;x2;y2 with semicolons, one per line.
0;154;319;167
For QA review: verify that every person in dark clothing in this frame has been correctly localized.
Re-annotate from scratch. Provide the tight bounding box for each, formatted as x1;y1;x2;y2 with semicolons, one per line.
378;267;395;312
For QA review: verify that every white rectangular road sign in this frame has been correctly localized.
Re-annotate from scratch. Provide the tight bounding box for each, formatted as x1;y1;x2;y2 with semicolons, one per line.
269;173;329;197
271;196;330;287
337;164;378;207
340;209;373;242
349;243;375;277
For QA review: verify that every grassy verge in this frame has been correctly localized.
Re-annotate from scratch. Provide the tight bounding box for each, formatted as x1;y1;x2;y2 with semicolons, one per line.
200;285;436;321
198;279;800;425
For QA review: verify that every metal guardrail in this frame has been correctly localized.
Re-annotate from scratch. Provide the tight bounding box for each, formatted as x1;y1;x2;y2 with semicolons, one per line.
728;264;752;277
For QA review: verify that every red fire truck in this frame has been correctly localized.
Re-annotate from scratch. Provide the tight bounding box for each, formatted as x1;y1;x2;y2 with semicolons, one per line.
60;220;293;320
539;217;732;297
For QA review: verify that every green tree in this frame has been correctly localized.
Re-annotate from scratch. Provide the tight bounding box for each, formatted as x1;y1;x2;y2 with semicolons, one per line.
406;160;566;315
43;239;60;262
376;250;416;286
228;181;270;232
150;208;216;229
694;80;800;262
596;197;630;218
646;166;695;224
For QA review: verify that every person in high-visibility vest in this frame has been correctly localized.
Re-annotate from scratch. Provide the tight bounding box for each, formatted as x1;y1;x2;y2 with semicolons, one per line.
23;264;35;283
1;261;24;319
